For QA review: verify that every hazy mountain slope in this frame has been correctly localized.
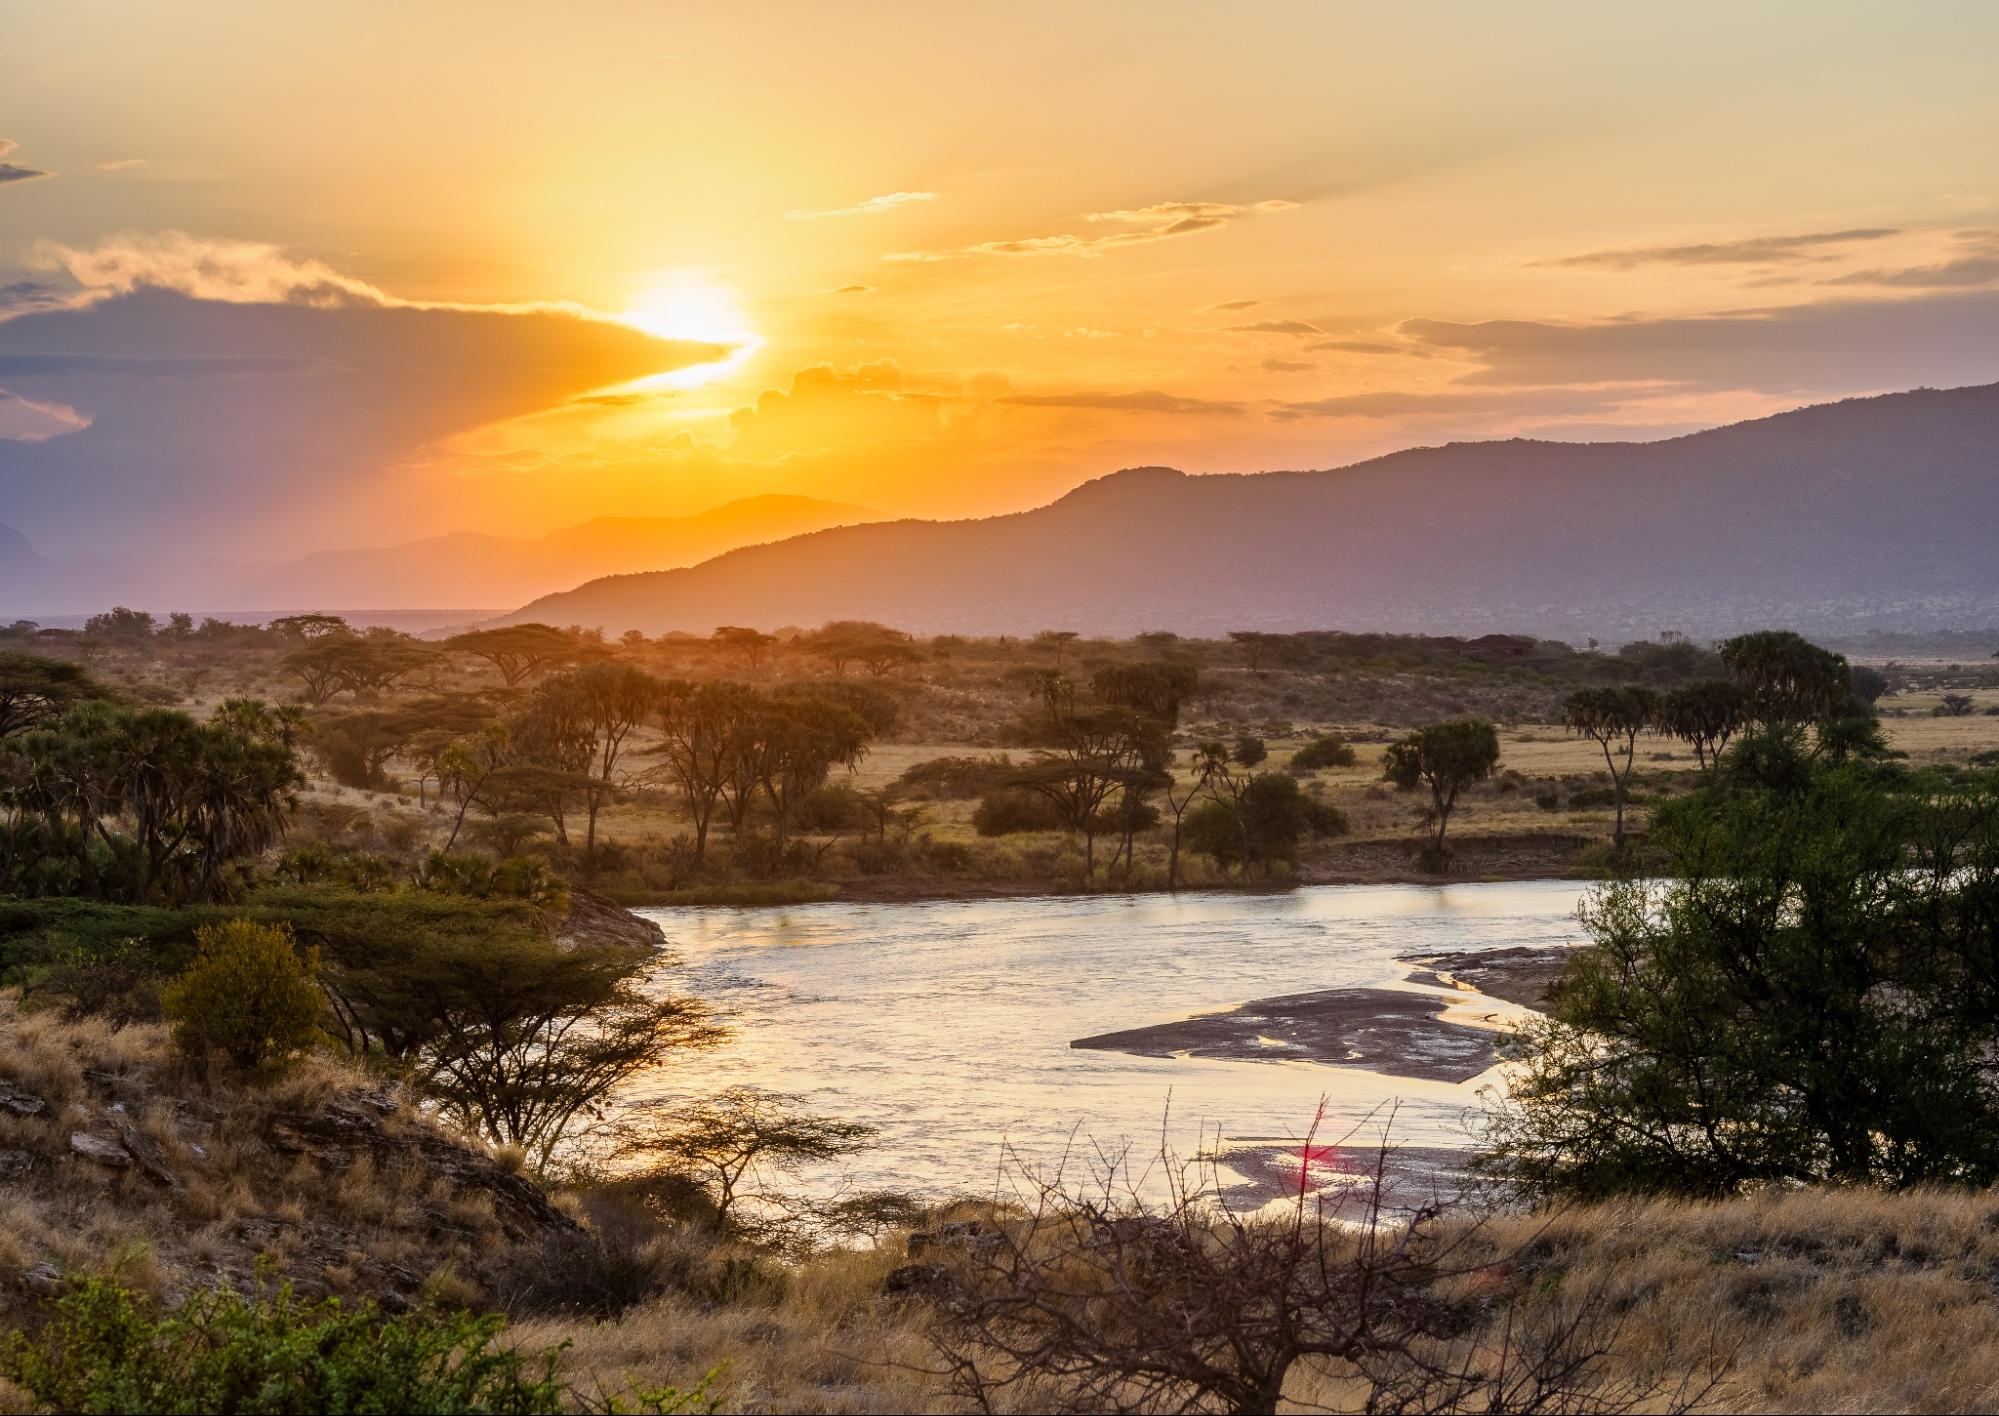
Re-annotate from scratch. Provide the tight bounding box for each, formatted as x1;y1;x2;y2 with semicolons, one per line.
499;385;1999;640
221;494;879;610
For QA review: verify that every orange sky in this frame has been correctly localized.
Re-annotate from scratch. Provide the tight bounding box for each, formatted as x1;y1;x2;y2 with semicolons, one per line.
6;1;1999;557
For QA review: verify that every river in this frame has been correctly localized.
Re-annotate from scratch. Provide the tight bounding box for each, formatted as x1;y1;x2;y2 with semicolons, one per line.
630;879;1588;1204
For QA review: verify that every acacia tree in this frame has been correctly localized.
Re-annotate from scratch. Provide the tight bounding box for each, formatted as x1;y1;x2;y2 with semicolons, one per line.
1562;684;1659;848
0;652;108;738
712;625;776;672
1382;717;1501;862
444;623;579;688
651;680;760;862
614;1086;874;1233
537;662;663;862
1655;679;1747;769
1012;672;1155;882
1162;741;1229;890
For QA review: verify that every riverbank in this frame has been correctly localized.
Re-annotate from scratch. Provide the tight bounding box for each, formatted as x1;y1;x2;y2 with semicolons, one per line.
600;831;1604;908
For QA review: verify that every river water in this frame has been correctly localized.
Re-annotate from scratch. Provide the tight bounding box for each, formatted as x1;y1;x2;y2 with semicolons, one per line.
630;880;1588;1203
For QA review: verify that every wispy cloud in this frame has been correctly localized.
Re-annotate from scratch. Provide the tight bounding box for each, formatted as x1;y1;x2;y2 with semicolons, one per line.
1543;227;1900;270
1308;339;1430;357
1822;231;1999;290
1204;298;1264;311
1223;318;1324;336
96;157;148;172
787;191;937;220
999;389;1242;415
832;283;876;294
886;198;1297;262
1260;358;1316;373
19;231;669;333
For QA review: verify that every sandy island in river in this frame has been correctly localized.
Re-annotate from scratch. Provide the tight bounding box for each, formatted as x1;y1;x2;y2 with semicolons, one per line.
1069;943;1580;1206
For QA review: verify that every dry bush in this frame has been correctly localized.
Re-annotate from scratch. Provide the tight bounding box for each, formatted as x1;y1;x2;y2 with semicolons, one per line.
902;1111;1716;1415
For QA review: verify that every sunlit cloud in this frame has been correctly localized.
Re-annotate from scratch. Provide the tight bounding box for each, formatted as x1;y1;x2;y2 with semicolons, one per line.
786;191;937;220
1543;227;1900;270
832;283;876;294
96;157;149;172
885;197;1298;262
1204;299;1264;312
1223;319;1325;336
1000;389;1242;415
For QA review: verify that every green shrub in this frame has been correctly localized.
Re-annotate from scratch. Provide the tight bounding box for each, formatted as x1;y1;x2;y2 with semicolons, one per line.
973;787;1066;836
2;1273;577;1415
160;919;324;1071
1288;733;1357;772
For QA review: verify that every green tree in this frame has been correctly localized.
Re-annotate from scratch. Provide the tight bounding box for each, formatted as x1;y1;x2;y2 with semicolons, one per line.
1483;740;1999;1199
1183;771;1342;877
1381;718;1501;862
1654;679;1747;769
1561;684;1659;847
0;652;109;738
161;919;324;1071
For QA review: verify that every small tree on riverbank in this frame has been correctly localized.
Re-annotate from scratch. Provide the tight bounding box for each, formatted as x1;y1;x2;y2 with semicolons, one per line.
1382;718;1501;867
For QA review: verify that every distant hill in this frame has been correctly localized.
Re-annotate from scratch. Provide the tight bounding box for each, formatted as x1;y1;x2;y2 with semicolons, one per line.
499;384;1999;641
0;495;882;619
221;495;881;611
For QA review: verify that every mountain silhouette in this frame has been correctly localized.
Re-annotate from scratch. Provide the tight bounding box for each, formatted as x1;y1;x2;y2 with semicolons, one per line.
497;384;1999;640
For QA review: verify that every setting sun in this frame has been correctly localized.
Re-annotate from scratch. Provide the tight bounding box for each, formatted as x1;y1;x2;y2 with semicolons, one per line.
619;275;764;390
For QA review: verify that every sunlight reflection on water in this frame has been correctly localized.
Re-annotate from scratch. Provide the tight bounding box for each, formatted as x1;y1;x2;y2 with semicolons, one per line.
629;880;1588;1202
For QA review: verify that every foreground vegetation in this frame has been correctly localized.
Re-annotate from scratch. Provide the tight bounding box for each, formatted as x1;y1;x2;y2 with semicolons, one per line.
8;610;1999;1410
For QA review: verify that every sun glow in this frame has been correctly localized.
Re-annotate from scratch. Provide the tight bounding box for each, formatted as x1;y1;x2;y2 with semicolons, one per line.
618;274;764;389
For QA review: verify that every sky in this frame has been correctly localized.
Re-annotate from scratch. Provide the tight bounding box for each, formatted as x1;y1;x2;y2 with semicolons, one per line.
6;0;1999;566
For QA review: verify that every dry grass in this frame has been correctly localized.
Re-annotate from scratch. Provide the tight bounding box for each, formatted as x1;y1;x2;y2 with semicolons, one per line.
0;996;532;1325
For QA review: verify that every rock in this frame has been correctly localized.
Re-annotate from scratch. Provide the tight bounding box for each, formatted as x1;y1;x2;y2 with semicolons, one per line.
22;1263;63;1297
379;1289;410;1315
0;1083;47;1117
884;1263;952;1296
907;1220;993;1257
110;1115;181;1190
552;888;668;954
0;1148;34;1180
69;1132;132;1168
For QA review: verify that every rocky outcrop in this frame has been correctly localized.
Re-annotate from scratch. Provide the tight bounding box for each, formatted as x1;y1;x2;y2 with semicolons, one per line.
551;887;666;955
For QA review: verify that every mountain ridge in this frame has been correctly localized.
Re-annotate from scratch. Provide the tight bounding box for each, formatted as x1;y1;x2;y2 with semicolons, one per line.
495;383;1999;640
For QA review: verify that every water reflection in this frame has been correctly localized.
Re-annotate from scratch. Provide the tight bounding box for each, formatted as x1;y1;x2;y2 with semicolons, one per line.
630;880;1588;1202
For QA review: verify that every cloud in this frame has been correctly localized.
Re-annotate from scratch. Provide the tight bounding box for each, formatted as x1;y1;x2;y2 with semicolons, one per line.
0;386;90;441
786;191;937;220
22;231;644;330
1543;227;1900;270
1204;299;1264;311
1821;231;1999;290
0;281;77;319
1260;358;1316;373
999;389;1242;416
1403;289;1999;392
96;158;148;172
1308;339;1430;357
0;138;52;186
1267;387;1634;421
1222;319;1325;336
886;197;1297;262
0;282;732;552
832;283;876;294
